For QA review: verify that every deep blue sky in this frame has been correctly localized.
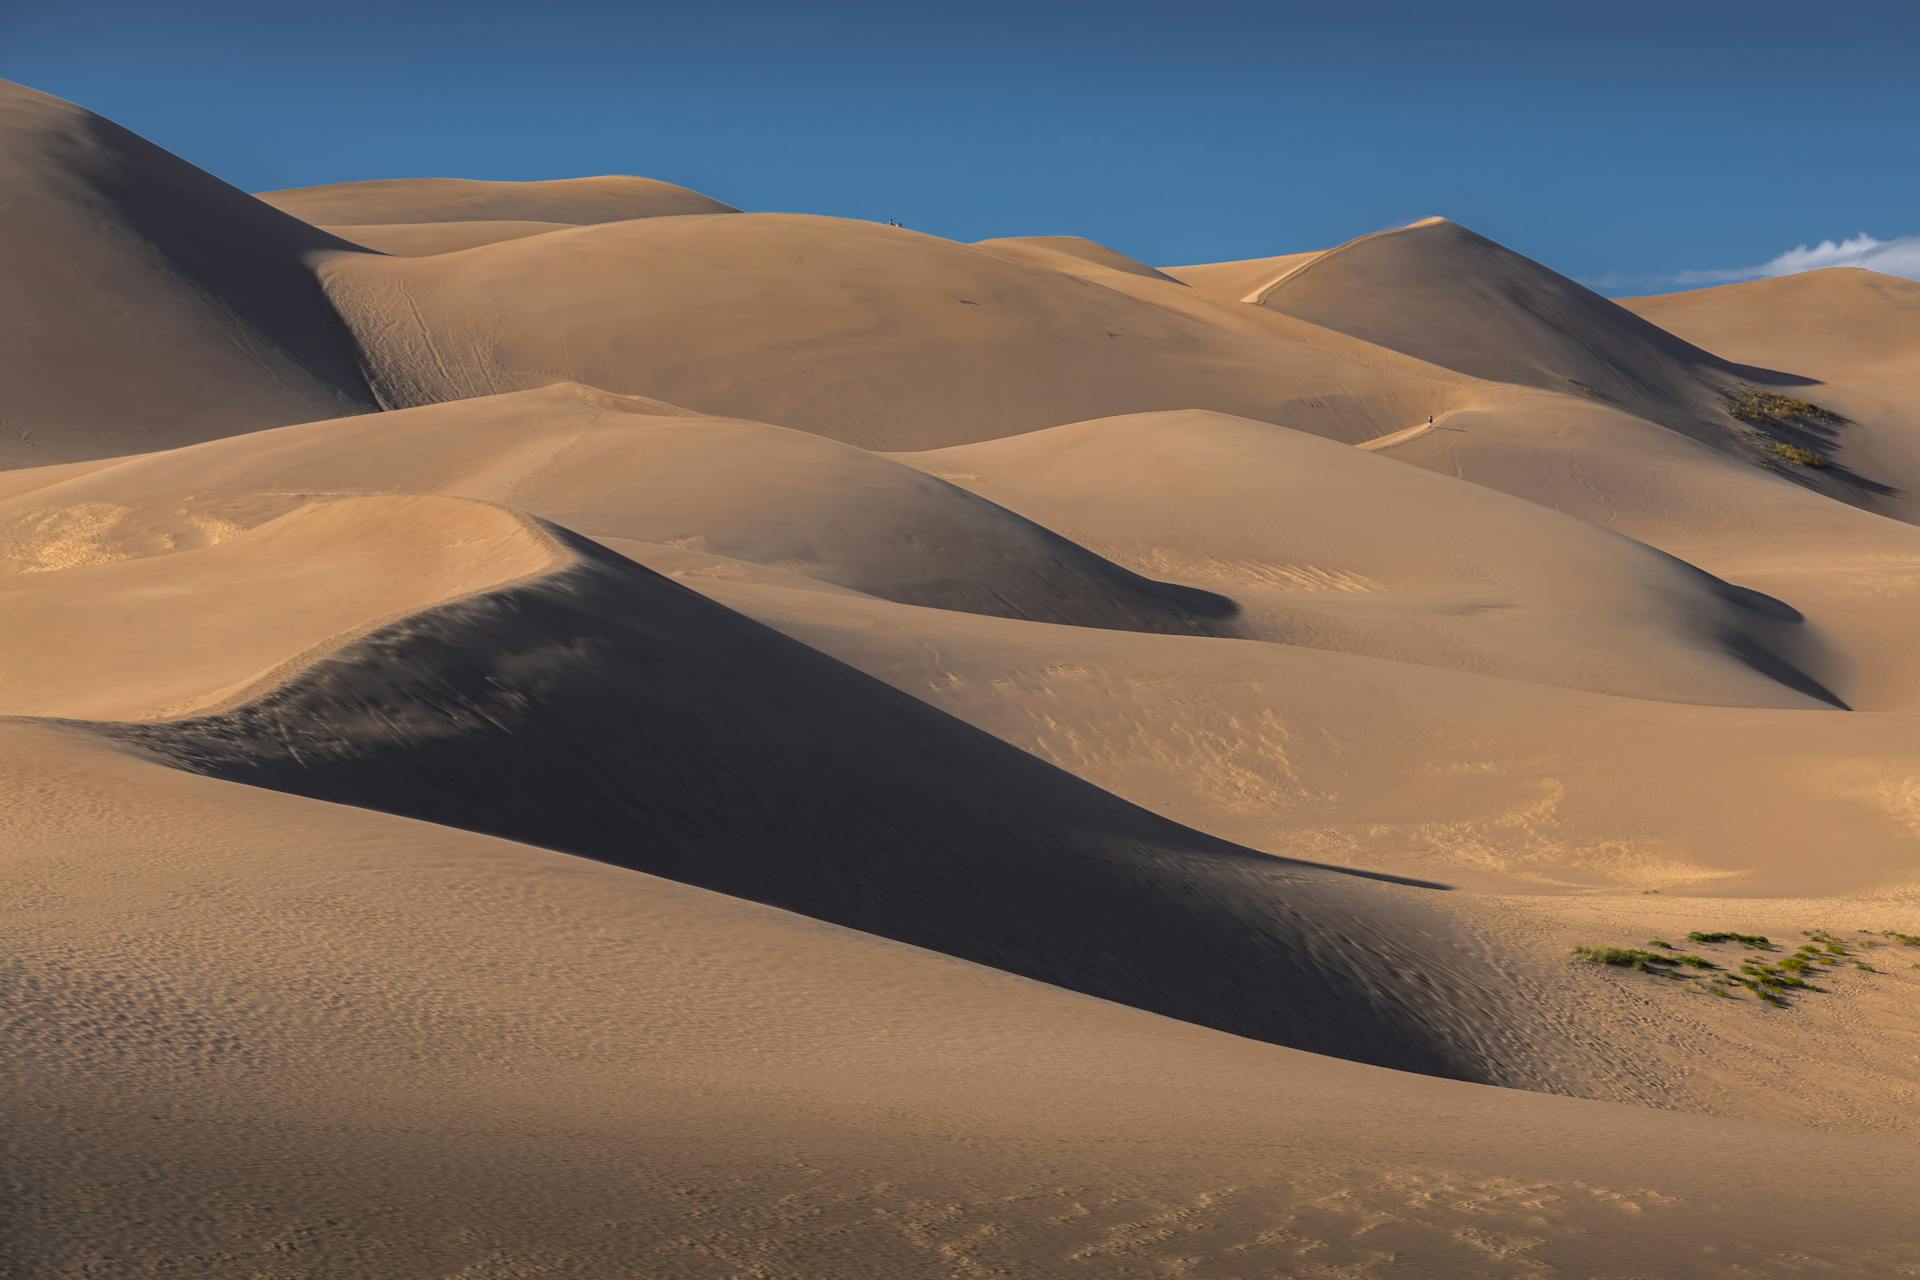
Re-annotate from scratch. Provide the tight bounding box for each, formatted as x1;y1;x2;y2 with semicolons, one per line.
7;0;1916;291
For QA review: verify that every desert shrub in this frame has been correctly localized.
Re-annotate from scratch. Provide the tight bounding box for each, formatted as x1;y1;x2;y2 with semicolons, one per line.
1766;441;1830;468
1688;931;1773;949
1725;386;1841;427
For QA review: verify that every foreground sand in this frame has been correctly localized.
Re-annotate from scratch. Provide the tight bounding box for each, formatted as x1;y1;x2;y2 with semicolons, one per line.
5;77;1920;1275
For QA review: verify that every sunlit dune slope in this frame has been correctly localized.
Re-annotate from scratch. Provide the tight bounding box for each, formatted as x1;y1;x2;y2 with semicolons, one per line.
0;384;1235;635
1163;248;1322;298
321;218;576;255
258;173;737;225
316;212;1463;447
974;234;1184;282
904;408;1842;708
0;495;561;719
704;579;1920;895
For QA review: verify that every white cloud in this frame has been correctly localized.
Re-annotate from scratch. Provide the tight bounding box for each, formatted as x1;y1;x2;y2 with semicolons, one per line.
1588;233;1920;294
1672;233;1920;287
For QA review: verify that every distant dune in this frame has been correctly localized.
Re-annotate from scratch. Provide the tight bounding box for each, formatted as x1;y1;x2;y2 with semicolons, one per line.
258;173;738;224
7;73;1920;1278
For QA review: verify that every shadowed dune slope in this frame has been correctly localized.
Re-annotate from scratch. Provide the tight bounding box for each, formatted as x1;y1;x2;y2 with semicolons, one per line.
78;518;1556;1086
0;384;1236;635
258;174;737;225
1251;218;1755;439
0;79;376;464
316;212;1464;448
903;409;1842;708
10;724;1918;1278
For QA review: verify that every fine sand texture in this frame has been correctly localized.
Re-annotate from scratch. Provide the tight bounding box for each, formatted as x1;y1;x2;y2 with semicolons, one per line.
6;77;1920;1277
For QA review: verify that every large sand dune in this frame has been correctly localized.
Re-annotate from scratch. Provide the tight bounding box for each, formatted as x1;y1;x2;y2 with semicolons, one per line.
7;73;1920;1276
0;83;376;464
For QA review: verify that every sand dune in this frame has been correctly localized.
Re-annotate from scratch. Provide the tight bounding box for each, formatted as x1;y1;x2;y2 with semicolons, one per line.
1248;219;1755;437
905;408;1841;707
85;515;1553;1084
0;495;562;719
0;81;375;463
1626;268;1920;526
1163;248;1323;298
709;577;1920;896
10;724;1917;1278
0;384;1236;634
259;173;738;225
316;211;1466;447
319;217;577;255
11;72;1920;1277
974;233;1185;282
1627;267;1920;389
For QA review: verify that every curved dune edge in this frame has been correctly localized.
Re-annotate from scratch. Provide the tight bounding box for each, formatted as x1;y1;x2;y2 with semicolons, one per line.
0;383;1241;642
258;174;739;225
44;519;1588;1092
900;407;1845;710
0;494;570;721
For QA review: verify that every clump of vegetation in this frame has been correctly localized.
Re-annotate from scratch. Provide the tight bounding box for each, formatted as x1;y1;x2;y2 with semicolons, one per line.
1566;379;1610;401
1577;926;1913;1006
1765;441;1830;468
1573;945;1715;975
1688;930;1773;949
1725;386;1841;428
1574;945;1680;973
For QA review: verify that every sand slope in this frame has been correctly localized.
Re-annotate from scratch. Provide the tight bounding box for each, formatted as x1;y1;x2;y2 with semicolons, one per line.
0;384;1236;635
10;723;1917;1278
1163;248;1323;298
0;80;375;464
319;217;576;255
83;516;1550;1084
1626;268;1920;526
316;212;1466;447
1251;218;1751;438
1626;267;1920;390
259;173;737;225
905;409;1841;708
974;233;1185;283
0;495;562;719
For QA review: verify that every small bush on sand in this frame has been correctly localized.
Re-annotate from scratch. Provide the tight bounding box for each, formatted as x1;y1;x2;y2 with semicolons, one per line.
1725;387;1841;427
1766;441;1830;468
1688;931;1773;949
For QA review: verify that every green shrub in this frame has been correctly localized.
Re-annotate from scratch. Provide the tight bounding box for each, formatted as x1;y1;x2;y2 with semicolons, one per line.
1688;931;1773;949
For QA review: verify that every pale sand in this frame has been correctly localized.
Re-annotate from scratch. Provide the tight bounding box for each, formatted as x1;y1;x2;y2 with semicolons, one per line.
5;75;1920;1276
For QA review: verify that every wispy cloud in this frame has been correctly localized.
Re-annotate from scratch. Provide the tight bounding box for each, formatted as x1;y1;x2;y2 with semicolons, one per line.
1588;233;1920;294
1674;234;1920;285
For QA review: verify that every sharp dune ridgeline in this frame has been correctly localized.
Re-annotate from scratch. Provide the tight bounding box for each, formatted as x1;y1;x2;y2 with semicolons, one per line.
5;76;1920;1278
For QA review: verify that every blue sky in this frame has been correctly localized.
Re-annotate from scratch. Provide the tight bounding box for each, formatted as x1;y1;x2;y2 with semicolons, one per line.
7;0;1915;293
